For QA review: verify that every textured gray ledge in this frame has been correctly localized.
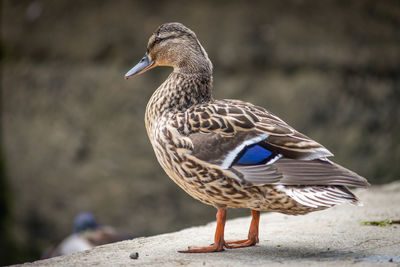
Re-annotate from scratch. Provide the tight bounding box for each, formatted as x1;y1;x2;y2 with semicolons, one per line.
16;182;400;267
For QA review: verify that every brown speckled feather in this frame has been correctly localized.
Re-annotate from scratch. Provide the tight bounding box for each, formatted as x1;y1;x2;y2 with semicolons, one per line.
126;21;368;220
172;99;367;188
183;100;332;158
125;22;370;252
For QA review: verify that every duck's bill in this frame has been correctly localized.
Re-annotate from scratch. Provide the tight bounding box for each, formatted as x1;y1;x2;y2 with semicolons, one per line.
124;53;155;79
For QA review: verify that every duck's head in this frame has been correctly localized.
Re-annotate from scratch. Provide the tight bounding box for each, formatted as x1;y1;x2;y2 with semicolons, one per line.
125;22;212;79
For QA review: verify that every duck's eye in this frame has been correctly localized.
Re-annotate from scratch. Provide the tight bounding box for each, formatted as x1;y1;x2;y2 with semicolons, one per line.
154;37;163;44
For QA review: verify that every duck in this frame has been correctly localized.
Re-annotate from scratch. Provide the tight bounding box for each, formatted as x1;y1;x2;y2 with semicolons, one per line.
42;212;131;258
125;22;369;253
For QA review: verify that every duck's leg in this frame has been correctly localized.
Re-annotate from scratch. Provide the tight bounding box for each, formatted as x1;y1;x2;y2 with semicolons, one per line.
179;208;227;253
225;209;260;248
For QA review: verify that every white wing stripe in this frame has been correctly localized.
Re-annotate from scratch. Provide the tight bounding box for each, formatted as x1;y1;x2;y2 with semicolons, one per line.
221;134;269;169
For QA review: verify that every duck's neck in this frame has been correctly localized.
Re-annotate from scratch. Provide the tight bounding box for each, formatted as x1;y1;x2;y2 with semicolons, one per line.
146;71;213;118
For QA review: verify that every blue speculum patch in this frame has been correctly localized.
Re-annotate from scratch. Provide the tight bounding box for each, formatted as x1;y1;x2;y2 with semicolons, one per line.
236;144;273;165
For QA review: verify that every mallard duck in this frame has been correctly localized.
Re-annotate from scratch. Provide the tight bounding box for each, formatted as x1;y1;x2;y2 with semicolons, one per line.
125;22;369;253
42;212;131;258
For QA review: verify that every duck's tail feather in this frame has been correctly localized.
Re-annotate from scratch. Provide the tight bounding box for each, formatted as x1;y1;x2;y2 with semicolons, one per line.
276;185;360;208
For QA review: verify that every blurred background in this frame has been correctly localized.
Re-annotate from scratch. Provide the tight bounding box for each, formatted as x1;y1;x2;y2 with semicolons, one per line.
1;0;400;265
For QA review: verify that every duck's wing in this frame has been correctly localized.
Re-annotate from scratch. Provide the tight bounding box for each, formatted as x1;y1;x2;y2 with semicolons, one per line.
231;158;368;187
181;99;368;188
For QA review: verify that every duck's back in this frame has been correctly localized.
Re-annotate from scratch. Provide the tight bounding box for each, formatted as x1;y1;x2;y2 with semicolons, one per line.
144;97;367;212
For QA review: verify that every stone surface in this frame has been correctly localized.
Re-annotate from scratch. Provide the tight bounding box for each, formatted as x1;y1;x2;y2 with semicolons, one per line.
15;182;400;266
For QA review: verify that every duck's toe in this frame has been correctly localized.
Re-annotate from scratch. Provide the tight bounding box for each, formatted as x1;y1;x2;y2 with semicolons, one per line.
225;237;258;249
178;243;225;253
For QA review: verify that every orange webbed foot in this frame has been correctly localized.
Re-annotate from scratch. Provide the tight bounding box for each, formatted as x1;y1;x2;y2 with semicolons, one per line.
226;210;260;249
179;243;226;253
225;236;259;249
178;209;261;253
179;209;227;253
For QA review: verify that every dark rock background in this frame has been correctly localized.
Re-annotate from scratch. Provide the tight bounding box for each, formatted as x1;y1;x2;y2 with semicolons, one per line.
2;0;399;264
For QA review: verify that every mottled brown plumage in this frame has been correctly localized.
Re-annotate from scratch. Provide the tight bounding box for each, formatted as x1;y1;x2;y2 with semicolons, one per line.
125;22;369;253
